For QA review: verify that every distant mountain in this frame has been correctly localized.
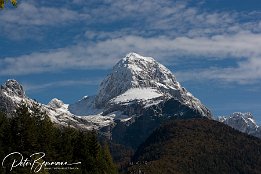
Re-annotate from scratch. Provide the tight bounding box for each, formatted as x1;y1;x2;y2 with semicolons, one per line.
128;119;261;174
0;79;114;131
0;53;212;148
218;112;261;139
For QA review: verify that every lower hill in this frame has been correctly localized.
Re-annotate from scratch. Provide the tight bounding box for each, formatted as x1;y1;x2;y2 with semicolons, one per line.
128;119;261;174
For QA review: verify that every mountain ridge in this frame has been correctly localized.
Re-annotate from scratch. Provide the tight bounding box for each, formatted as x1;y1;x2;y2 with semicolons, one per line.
0;53;213;147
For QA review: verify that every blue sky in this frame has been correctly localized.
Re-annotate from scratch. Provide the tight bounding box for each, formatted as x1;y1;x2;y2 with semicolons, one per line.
0;0;261;123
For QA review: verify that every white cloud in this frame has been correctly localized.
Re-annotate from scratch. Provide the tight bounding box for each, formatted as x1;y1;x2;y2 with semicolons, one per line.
84;0;259;37
0;2;88;26
1;0;260;43
176;57;261;84
0;1;89;40
3;0;259;41
0;45;119;75
87;32;261;60
22;78;102;92
1;32;261;85
23;79;102;92
1;0;261;85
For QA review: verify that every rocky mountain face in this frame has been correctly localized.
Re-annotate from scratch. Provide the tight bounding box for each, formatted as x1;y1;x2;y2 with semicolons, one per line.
218;112;261;139
0;79;31;116
0;53;212;148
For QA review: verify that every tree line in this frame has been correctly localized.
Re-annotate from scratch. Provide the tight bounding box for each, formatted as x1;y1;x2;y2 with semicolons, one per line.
0;103;117;174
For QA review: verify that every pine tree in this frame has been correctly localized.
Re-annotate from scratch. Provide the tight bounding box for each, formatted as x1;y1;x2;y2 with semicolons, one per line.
0;104;118;174
105;143;118;173
10;104;38;153
98;143;118;174
88;131;101;158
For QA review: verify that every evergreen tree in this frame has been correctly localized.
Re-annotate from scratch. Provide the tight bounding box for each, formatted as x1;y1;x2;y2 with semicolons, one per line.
0;105;118;174
100;143;118;174
10;104;38;153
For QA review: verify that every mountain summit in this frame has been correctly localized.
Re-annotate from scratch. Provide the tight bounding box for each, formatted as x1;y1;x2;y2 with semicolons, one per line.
1;79;25;98
95;52;179;107
95;52;211;118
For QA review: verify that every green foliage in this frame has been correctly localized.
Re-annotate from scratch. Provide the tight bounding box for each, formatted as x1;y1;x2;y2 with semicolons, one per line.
99;143;118;174
0;104;118;174
128;119;261;174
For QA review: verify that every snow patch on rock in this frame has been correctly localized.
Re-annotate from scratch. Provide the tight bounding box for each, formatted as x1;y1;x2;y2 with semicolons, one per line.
110;88;163;104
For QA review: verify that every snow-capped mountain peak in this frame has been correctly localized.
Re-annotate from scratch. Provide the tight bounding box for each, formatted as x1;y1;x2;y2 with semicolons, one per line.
218;112;260;138
1;79;25;98
48;98;66;109
123;52;155;63
94;52;211;119
219;112;257;129
120;52;178;87
96;53;181;107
